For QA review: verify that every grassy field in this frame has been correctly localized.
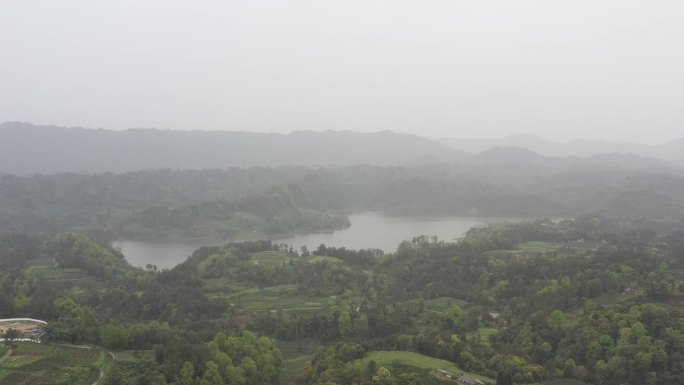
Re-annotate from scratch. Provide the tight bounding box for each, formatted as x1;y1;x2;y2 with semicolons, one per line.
302;255;344;264
30;266;94;283
486;241;599;259
26;254;94;283
423;297;468;313
515;241;558;253
202;279;250;294
0;342;103;385
352;351;493;383
231;290;334;312
200;249;352;313
206;282;335;312
402;297;469;313
250;251;293;266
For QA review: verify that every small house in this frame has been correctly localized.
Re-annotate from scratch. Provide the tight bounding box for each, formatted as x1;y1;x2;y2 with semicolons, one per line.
436;369;457;379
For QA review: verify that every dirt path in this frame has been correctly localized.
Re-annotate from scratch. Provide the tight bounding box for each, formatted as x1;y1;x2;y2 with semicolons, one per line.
91;351;116;385
0;347;13;364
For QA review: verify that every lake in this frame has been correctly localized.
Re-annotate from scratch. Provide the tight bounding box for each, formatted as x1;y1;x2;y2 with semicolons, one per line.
113;212;509;270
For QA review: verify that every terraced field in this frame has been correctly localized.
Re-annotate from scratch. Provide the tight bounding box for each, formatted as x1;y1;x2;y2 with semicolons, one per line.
0;343;104;385
218;285;335;312
352;351;493;383
402;296;469;313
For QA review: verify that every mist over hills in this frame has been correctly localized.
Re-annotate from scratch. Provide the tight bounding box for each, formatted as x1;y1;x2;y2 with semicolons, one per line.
3;156;684;238
1;122;684;242
466;146;676;172
0;122;467;175
3;122;684;175
441;133;684;166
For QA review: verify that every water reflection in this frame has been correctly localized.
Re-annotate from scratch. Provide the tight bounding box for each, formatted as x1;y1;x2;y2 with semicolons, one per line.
114;212;508;269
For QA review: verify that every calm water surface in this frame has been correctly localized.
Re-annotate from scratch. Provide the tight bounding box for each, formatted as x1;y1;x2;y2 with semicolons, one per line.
113;212;511;269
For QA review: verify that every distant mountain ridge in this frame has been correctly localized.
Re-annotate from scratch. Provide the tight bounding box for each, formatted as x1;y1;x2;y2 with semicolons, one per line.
3;122;681;175
465;146;675;171
0;122;468;175
440;133;684;166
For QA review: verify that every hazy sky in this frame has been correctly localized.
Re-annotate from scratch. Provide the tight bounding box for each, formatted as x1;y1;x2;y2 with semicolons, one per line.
2;1;683;143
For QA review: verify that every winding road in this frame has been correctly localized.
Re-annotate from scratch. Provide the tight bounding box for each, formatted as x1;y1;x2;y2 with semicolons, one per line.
92;351;117;385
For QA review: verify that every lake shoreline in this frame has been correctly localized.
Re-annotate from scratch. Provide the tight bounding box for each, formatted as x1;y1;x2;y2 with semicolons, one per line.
114;213;518;270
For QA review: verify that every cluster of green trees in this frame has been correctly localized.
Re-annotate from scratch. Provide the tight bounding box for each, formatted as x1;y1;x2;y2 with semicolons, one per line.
202;330;280;385
0;168;352;238
4;214;684;384
103;330;281;385
50;232;129;277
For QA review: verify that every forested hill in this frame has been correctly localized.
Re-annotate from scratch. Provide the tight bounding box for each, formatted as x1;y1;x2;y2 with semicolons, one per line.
0;122;467;174
4;217;684;384
3;162;684;238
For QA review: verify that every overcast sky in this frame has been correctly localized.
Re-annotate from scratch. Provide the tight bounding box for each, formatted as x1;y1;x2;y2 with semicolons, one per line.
1;1;683;143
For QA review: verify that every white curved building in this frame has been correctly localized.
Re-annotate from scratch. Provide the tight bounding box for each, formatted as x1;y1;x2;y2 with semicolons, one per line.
0;318;48;338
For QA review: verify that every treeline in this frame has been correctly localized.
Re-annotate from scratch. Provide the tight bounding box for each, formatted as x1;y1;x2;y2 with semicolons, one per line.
0;168;351;238
4;161;684;239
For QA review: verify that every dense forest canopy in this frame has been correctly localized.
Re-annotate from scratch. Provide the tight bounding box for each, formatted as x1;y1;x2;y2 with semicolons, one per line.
2;127;684;384
2;214;684;384
2;160;684;239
